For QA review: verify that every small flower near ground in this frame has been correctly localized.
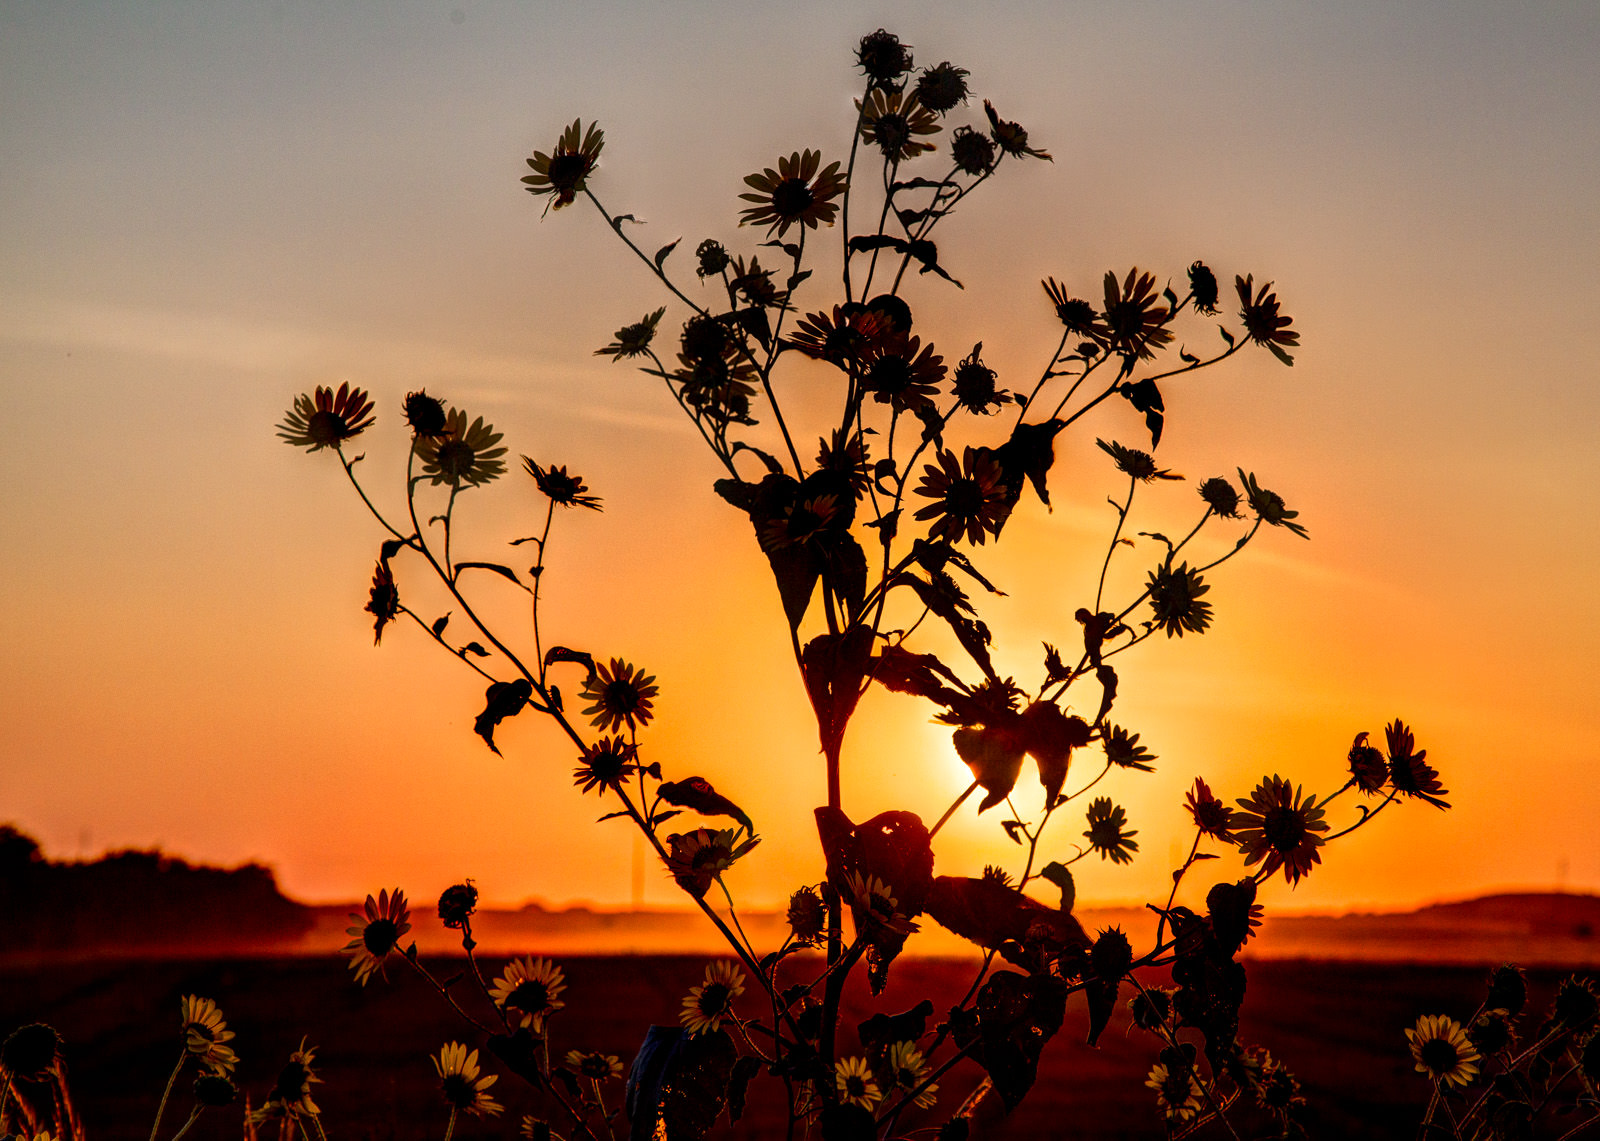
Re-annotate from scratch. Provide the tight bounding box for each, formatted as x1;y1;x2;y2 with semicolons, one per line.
595;307;665;360
681;961;746;1036
579;658;658;733
1347;731;1388;794
1145;1062;1203;1123
565;1051;624;1082
1407;1015;1480;1087
1;1023;62;1079
1084;798;1139;864
738;150;847;237
415;408;508;488
1185;778;1237;843
573;736;638;795
437;881;478;929
366;560;399;645
403;390;448;438
846;871;916;935
1254;1053;1304;1115
524;458;602;510
1188;261;1220;315
434;1042;502;1118
179;995;238;1076
835;1056;882;1110
278;383;376;452
343;887;412;985
490;957;567;1033
1384;720;1449;809
885;1041;938;1107
787;886;827;946
857;88;940;161
1101;724;1155;772
522;119;604;214
1097;439;1180;483
1197;476;1241;518
1233;776;1328;885
1146;562;1212;638
1235;274;1299;365
1237;469;1309;538
913;447;1009;546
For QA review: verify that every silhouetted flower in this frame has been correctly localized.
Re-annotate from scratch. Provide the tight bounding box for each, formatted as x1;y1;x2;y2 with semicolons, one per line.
858;89;940;161
524;458;602;510
1188;261;1220;315
846;871;916;936
1091;927;1133;980
366;560;399;645
403;390;448;438
1233;776;1327;885
1043;278;1105;341
1237;469;1308;538
861;333;945;412
666;828;760;900
984;101;1051;160
416;408;508;487
787;886;827;946
1255;1054;1304;1115
1384;720;1449;809
522;119;604;214
1198;477;1241;518
866;293;914;334
595;307;665;360
1;1023;61;1079
949;125;995;175
788;306;885;365
1468;1010;1515;1057
682;315;733;364
1347;732;1388;795
1101;724;1155;772
1553;977;1599;1032
269;1039;321;1118
951;345;1008;414
885;1042;938;1107
739;150;847;237
1147;562;1212;638
434;1043;501;1118
681;961;745;1036
835;1056;882;1110
572;736;637;795
694;239;730;278
1485;965;1527;1017
1084;798;1139;865
915;62;969;113
857;29;912;84
180;996;238;1076
913;447;1008;546
761;493;843;551
194;1074;238;1108
1097;439;1180;483
1102;269;1173;361
437;882;478;929
1185;778;1237;843
579;658;658;733
565;1051;624;1081
726;254;789;310
343;888;412;985
278;383;376;452
1128;987;1174;1031
1145;1062;1203;1123
1407;1015;1479;1088
1235;274;1299;365
490;958;566;1033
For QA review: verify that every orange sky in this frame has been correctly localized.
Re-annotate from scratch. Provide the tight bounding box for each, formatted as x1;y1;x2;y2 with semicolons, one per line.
2;2;1598;921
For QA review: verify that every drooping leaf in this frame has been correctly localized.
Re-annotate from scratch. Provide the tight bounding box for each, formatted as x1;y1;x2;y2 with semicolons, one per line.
653;238;680;270
380;537;407;561
948;971;1068;1110
901;571;995;679
952;725;1025;812
990;419;1066;514
734;306;772;350
726;1055;762;1124
815;806;934;992
543;645;596;679
1119;378;1165;448
624;1027;736;1141
714;473;819;631
857;999;935;1059
1040;862;1075;914
455;561;527;589
431;613;451;636
801;627;875;758
870;643;967;705
658;776;753;834
474;678;532;755
924;875;1087;954
1019;702;1092;807
818;530;868;621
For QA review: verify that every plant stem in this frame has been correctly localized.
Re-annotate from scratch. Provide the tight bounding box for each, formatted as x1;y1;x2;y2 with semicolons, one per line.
148;1050;186;1141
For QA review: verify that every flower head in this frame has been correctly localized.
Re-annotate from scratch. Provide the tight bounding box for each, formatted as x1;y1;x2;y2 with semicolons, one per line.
846;871;916;936
861;333;945;413
858;89;940;162
1043;278;1106;341
1146;562;1212;638
403;390;449;438
695;239;731;278
1128;987;1174;1032
1553;976;1599;1032
1406;1015;1480;1087
1101;724;1155;772
857;29;912;84
1235;274;1299;365
787;305;886;366
680;961;746;1036
1097;438;1180;483
1091;927;1134;981
1145;1062;1203;1123
1347;731;1388;795
278;383;376;452
572;736;638;795
434;1042;502;1117
416;408;508;487
437;882;478;929
951;345;1008;414
1233;776;1328;885
1385;720;1449;809
179;996;238;1076
524;458;602;510
2;1023;62;1079
834;1056;882;1110
1084;798;1139;865
1198;477;1241;518
595;307;665;360
366;560;399;645
1102;269;1173;362
490;958;567;1033
522;119;604;214
914;62;970;114
194;1074;238;1108
984;100;1051;161
1188;261;1220;315
343;888;412;985
885;1041;938;1107
1237;469;1308;538
1185;778;1237;843
787;886;827;946
949;126;996;175
579;658;658;733
565;1051;624;1082
913;447;1009;546
270;1039;321;1119
665;828;759;899
738;150;847;237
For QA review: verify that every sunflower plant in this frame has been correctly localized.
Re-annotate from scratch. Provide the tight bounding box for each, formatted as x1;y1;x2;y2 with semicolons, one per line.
250;27;1589;1141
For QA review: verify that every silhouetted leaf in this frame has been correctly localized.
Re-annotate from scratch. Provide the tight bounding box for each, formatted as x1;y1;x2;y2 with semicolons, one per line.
735;306;772;349
653;239;680;269
952;725;1024;811
871;643;967;705
1119;379;1165;448
1020;702;1091;807
858;1000;935;1058
801;627;875;758
431;614;450;636
925;875;1087;954
380;538;407;561
990;419;1066;514
659;1029;736;1141
786;269;813;291
658;777;753;834
543;646;595;679
730;441;784;475
1040;862;1075;913
1219;326;1235;347
901;571;995;679
462;642;491;657
456;561;527;589
815;806;934;992
948;971;1069;1110
473;679;532;755
819;530;868;621
726;1055;762;1124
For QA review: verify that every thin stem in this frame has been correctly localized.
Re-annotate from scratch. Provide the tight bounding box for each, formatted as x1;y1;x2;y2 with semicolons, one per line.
336;447;411;543
1095;478;1137;612
404;955;498;1036
442;1107;457;1141
928;780;979;838
148;1050;186;1141
168;1106;204;1141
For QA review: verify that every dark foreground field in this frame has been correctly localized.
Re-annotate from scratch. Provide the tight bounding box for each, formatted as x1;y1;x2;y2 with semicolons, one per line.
0;955;1580;1140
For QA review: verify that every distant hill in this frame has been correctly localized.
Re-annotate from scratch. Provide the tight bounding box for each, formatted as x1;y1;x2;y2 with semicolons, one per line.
0;825;314;961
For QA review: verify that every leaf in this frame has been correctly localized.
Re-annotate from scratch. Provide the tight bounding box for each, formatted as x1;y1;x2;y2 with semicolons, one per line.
905;238;963;288
1219;325;1236;347
473;678;532;755
431;614;451;636
801;627;875;758
596;810;629;822
730;441;784;475
1119;378;1165;448
870;644;966;706
653;238;680;270
380;538;407;561
714;473;819;632
1179;346;1200;365
658;776;753;834
1040;862;1075;913
786;269;813;291
815;806;935;993
612;213;643;226
543;646;596;679
990;419;1066;514
818;530;868;621
726;1055;762;1124
461;642;491;657
896;207;928;227
1019;701;1091;807
901;571;996;679
948;971;1069;1110
857;1000;935;1056
658;1029;736;1141
1001;819;1025;845
652;809;682;825
925;876;1084;954
847;235;906;254
890;177;956;192
952;726;1025;812
455;561;527;589
735;306;772;350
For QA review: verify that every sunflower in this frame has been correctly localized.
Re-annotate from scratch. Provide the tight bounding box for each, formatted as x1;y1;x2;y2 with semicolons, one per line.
490;957;567;1033
860;333;945;413
915;62;970;114
786;306;885;366
738;150;847;237
523;458;602;510
1188;261;1221;315
403;390;449;438
665;827;759;900
1083;798;1139;865
1384;720;1450;809
786;886;827;946
1101;724;1155;772
834;1056;882;1111
565;1051;624;1082
951;345;1008;414
846;871;916;936
266;1039;321;1119
1197;476;1241;518
572;736;638;795
1042;279;1106;341
1237;469;1309;538
179;996;238;1076
579;658;658;733
912;447;1009;546
1406;1015;1480;1088
1097;439;1181;483
595;307;665;360
0;1023;61;1079
1146;562;1212;638
857;88;940;161
680;961;746;1036
1101;268;1173;362
277;383;376;452
343;887;412;985
1235;274;1299;365
1128;987;1174;1032
366;560;399;645
857;29;913;83
1233;776;1328;885
674;347;759;426
434;1042;502;1118
1254;1053;1305;1115
415;408;508;488
437;881;478;929
522;119;604;214
1347;731;1388;795
1145;1062;1204;1123
984;100;1051;160
695;239;731;278
1185;778;1237;843
949;125;996;175
884;1041;938;1108
194;1074;238;1107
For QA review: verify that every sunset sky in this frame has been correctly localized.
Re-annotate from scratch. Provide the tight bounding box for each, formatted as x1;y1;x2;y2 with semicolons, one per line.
3;1;1597;924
